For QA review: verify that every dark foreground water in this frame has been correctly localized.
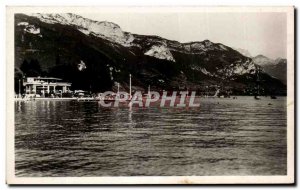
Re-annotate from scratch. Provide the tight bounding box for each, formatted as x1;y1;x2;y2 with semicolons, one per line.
15;96;287;176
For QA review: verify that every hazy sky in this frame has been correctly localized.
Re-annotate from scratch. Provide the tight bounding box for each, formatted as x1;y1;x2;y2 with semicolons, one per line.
80;12;287;59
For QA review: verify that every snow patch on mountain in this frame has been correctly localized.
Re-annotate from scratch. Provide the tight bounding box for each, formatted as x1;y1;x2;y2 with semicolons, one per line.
144;45;175;62
215;59;256;79
25;26;40;34
19;22;40;35
28;13;134;46
184;43;206;52
78;28;90;35
158;79;165;83
231;61;256;75
78;60;87;71
191;65;214;76
17;22;29;26
183;40;227;53
200;68;213;76
218;44;228;51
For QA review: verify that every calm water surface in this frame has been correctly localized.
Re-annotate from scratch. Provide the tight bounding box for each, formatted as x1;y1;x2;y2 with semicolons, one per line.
15;96;287;176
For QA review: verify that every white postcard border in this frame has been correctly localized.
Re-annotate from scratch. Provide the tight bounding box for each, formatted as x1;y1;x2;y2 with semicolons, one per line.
6;6;295;184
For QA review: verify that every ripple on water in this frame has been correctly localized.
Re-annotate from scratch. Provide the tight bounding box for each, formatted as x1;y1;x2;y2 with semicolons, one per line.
15;96;287;176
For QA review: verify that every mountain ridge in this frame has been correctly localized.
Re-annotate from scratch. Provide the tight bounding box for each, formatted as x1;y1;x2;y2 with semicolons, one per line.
14;13;286;95
234;48;287;84
252;55;287;84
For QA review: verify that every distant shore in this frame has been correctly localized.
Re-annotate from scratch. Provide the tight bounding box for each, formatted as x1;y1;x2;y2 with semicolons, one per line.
14;95;287;102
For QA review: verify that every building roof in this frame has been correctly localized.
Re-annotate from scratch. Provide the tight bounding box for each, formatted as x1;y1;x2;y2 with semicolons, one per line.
28;77;62;80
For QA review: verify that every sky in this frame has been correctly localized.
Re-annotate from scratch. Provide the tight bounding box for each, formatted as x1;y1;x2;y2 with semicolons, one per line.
80;12;287;59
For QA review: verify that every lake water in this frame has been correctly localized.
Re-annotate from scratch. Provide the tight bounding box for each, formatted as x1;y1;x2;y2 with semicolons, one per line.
15;96;287;176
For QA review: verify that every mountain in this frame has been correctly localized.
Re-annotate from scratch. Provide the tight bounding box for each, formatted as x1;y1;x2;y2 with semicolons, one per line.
14;13;286;95
252;55;275;66
28;13;135;47
253;55;287;84
234;48;252;58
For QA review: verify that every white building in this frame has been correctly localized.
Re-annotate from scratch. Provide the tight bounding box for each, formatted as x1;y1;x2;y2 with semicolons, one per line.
23;77;71;95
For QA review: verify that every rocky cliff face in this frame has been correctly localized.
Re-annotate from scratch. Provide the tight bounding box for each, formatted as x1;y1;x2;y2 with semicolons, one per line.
14;13;286;95
28;13;135;46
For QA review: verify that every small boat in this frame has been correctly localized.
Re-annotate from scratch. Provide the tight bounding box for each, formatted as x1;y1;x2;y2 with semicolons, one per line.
270;95;277;99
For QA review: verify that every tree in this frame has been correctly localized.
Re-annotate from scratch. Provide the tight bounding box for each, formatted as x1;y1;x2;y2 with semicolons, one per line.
14;68;23;94
20;59;42;76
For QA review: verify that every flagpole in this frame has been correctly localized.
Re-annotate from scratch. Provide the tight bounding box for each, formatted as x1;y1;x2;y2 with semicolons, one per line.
129;74;132;99
19;79;21;97
117;82;120;100
148;85;150;98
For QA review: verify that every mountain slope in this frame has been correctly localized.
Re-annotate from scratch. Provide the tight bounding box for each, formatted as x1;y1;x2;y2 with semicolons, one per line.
253;55;287;84
234;48;252;58
14;13;286;95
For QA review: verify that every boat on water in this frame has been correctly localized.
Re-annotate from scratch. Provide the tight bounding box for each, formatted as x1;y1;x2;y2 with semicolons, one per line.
270;95;277;99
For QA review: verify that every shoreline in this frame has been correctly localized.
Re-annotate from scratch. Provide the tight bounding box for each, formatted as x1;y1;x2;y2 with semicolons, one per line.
14;95;287;102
